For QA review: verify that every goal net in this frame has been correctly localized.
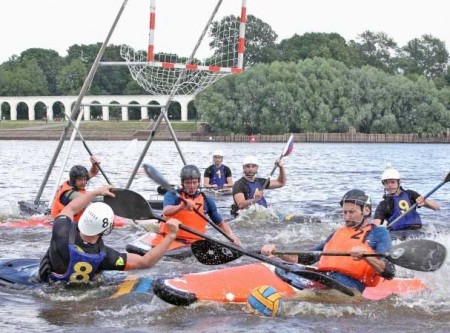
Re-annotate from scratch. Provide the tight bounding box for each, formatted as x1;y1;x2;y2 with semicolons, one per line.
119;0;247;96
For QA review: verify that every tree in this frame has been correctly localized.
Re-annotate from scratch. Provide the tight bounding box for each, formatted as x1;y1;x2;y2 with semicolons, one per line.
56;59;88;95
278;32;361;67
19;48;63;95
209;14;278;67
66;43;135;95
349;31;398;73
0;59;49;96
398;34;449;80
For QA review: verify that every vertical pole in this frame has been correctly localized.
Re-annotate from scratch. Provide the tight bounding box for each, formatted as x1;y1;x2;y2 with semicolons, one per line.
237;0;247;69
34;0;130;204
147;0;156;61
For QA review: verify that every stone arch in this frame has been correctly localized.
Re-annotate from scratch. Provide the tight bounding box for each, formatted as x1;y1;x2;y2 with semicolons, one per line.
90;101;102;120
109;101;121;121
187;100;197;121
34;101;47;121
148;100;161;120
17;102;29;120
53;102;66;121
168;101;181;120
1;101;11;120
128;101;141;120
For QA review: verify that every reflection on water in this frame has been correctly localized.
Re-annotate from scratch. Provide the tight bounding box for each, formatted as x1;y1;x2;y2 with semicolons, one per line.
0;140;449;332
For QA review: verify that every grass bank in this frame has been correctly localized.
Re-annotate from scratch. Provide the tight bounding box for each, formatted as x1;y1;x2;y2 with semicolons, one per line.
0;120;199;131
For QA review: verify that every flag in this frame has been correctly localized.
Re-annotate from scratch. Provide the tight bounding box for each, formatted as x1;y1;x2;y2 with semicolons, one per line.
282;135;294;157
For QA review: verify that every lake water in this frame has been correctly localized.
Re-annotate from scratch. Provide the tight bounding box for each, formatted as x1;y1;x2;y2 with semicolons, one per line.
0;140;449;332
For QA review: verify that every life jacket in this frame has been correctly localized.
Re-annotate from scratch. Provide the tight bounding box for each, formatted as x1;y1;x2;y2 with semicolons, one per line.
49;224;106;283
50;181;86;222
318;225;380;287
161;191;207;241
244;179;268;207
387;191;422;230
209;165;226;189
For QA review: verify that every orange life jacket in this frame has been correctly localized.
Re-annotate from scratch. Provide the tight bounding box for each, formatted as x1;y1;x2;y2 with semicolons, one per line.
50;181;86;222
161;192;206;241
318;225;381;287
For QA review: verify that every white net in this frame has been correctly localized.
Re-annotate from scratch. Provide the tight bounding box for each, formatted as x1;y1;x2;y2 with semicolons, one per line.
120;11;244;96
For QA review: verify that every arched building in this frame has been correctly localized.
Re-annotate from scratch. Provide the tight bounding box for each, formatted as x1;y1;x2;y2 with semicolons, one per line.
0;95;195;121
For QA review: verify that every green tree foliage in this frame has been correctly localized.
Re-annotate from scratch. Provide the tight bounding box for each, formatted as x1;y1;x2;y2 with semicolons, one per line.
349;31;398;73
67;43;135;94
278;33;362;68
197;58;450;135
0;58;49;96
399;34;449;80
18;48;63;95
209;14;278;67
56;59;88;95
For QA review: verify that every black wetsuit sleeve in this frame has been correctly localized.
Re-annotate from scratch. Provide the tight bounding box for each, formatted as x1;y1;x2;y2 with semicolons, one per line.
224;165;232;178
373;200;390;223
98;246;127;271
204;165;213;178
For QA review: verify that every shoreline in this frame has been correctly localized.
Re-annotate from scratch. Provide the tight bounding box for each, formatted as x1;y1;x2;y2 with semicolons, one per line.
0;126;449;143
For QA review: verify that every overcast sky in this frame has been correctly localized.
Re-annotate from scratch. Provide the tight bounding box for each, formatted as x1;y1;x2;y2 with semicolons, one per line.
1;0;449;64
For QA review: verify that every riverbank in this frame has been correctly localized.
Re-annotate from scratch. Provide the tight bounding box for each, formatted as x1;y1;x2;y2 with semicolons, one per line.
0;121;449;143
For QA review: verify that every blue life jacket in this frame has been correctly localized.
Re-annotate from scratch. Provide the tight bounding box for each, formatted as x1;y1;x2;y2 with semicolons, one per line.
49;224;106;283
246;179;268;208
210;165;226;189
387;191;422;231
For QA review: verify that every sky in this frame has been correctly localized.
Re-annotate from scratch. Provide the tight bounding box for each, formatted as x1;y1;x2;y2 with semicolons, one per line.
1;0;449;64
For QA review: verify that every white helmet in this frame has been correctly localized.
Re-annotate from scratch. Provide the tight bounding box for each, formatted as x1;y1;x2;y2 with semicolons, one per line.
243;155;258;166
78;202;114;236
381;164;401;182
212;150;224;157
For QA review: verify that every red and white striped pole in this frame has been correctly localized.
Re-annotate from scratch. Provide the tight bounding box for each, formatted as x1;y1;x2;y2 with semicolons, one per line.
147;0;156;61
237;0;247;69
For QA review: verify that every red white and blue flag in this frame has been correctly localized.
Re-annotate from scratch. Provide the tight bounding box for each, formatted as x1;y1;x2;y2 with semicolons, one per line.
282;134;294;157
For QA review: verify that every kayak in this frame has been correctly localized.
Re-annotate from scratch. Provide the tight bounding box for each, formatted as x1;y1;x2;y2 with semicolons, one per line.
278;213;322;223
0;215;129;229
126;232;193;259
389;228;436;241
152;263;427;306
17;198;164;216
0;258;155;298
203;188;233;197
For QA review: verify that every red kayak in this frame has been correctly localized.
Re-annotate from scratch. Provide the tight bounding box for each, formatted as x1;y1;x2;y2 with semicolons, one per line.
126;232;192;259
153;263;426;306
0;215;128;229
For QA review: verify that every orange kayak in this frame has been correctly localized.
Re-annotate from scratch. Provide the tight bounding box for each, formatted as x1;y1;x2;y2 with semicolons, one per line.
126;232;192;259
153;263;426;306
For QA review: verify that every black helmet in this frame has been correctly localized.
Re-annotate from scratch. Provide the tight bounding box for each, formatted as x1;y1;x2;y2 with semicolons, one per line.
180;165;201;181
340;189;372;214
69;165;89;185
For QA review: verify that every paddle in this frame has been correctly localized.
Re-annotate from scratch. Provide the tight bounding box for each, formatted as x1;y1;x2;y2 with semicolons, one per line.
142;163;235;243
387;171;450;229
269;239;447;272
64;114;112;185
104;188;355;296
262;134;294;188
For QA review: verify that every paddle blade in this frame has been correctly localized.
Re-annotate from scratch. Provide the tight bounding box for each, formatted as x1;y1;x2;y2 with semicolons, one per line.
191;239;243;265
387;239;447;272
143;164;173;191
282;134;294;157
104;188;161;221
